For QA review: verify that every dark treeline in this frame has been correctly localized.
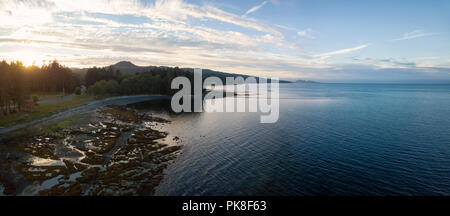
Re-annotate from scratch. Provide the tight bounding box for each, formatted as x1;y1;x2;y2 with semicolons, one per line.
85;66;122;87
86;66;194;96
0;60;80;116
0;59;216;117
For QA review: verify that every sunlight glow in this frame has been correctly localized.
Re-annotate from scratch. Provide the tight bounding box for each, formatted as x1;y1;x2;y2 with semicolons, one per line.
11;51;45;67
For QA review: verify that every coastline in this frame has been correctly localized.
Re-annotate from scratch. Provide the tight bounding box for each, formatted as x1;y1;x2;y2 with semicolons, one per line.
0;94;170;137
0;102;182;196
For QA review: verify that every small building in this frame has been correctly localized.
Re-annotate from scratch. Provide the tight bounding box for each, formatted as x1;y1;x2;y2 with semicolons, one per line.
80;85;87;94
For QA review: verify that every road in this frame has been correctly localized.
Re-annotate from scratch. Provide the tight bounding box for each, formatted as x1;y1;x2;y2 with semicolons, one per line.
0;95;170;136
36;94;76;104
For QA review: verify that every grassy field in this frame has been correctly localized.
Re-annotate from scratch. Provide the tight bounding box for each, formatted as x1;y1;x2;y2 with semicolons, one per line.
4;116;83;140
48;116;83;130
30;92;67;101
0;95;94;128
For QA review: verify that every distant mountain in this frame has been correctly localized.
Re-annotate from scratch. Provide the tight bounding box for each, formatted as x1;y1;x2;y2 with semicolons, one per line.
182;68;292;83
111;61;156;75
295;79;319;83
70;61;151;76
72;61;292;83
114;61;137;68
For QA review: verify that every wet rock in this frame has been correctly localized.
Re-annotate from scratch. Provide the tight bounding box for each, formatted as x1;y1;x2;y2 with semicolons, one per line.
80;152;105;165
2;104;182;196
77;167;100;183
63;160;87;173
98;105;138;123
0;175;16;195
38;181;82;196
15;163;66;183
12;138;59;160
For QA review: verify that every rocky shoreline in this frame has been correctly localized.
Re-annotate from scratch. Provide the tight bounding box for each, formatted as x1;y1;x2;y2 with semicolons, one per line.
0;104;182;196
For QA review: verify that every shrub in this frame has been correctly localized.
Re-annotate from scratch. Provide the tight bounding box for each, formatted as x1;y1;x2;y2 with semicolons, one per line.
88;80;120;96
32;95;39;103
75;87;81;95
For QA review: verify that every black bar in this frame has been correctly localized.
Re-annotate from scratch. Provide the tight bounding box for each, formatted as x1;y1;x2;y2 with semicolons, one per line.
1;196;448;215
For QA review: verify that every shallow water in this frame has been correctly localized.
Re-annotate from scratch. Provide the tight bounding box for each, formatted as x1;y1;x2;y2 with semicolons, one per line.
0;105;182;196
132;83;450;195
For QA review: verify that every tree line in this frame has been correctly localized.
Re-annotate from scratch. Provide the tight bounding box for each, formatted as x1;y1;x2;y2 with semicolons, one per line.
0;59;199;117
86;66;194;96
0;60;80;116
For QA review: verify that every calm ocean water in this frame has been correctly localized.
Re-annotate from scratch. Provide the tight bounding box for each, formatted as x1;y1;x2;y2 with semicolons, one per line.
132;83;450;195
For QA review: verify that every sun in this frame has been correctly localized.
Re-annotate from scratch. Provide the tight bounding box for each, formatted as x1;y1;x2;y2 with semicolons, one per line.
14;51;45;67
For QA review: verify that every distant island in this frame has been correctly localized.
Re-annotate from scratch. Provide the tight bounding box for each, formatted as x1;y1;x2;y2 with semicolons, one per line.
295;79;319;83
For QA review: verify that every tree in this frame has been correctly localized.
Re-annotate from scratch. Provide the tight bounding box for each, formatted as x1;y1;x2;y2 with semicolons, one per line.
84;64;199;97
32;95;39;103
75;87;81;95
0;60;80;116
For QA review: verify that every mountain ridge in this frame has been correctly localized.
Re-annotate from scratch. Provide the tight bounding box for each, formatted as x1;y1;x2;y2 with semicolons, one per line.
72;61;294;83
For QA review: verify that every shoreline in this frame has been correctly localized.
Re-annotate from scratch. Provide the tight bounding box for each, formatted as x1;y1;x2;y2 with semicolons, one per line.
0;94;171;137
0;103;182;196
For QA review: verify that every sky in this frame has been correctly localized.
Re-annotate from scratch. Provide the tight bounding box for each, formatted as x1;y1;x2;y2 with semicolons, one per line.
0;0;449;82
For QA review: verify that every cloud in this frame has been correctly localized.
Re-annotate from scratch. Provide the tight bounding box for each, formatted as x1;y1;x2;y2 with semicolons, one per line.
297;28;316;39
194;5;281;35
378;58;416;67
0;37;175;54
0;0;281;35
0;0;53;27
316;44;369;58
243;1;268;16
0;0;448;82
390;30;437;41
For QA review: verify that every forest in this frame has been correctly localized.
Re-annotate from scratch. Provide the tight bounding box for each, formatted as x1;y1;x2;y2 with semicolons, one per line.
0;60;80;116
0;60;196;117
84;65;195;96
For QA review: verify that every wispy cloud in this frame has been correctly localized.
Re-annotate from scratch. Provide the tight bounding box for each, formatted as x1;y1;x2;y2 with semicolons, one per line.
243;1;268;16
0;0;447;81
297;28;316;39
316;44;369;58
0;0;294;72
390;30;437;41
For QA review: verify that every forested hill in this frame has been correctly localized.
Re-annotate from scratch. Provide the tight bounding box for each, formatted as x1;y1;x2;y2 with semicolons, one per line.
74;61;291;83
0;59;291;117
110;61;156;75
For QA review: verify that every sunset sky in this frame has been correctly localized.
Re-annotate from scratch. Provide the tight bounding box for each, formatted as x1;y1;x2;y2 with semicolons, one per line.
0;0;449;82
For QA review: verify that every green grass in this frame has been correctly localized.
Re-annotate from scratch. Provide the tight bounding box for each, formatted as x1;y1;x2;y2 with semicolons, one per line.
30;92;66;102
5;116;83;140
49;116;82;130
0;95;94;128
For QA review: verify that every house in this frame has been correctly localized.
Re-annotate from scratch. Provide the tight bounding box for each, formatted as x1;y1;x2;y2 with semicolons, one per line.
80;85;87;94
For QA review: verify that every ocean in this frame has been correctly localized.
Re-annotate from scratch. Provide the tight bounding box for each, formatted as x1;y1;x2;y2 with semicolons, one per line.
130;83;450;195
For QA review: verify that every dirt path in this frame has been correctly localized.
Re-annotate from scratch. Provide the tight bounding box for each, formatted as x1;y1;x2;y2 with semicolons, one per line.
0;95;170;136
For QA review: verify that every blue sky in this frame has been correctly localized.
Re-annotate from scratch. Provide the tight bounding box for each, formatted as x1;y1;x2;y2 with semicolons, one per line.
0;0;449;82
